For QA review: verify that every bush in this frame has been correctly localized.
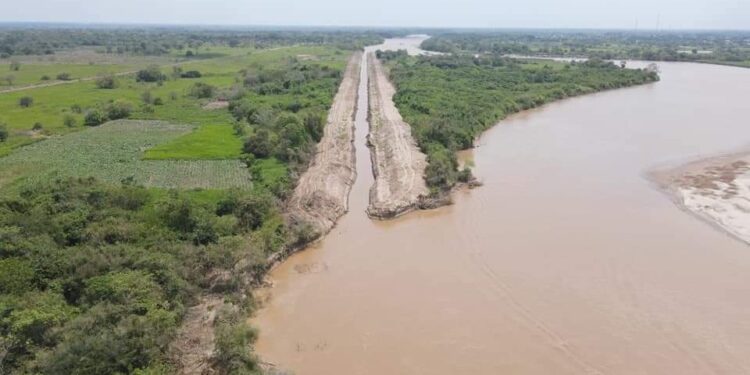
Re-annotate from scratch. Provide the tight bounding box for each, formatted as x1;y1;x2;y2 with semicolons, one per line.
0;123;8;142
84;109;106;126
56;72;71;81
243;129;273;158
105;100;133;120
152;97;163;106
40;75;50;81
136;65;166;83
95;73;117;89
63;114;77;128
9;60;20;71
141;90;153;104
32;122;44;131
70;104;82;113
189;82;215;98
18;96;33;107
180;70;202;78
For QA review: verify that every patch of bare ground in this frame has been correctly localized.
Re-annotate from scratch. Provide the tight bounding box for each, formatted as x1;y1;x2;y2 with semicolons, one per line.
169;295;224;375
366;53;429;219
202;100;230;110
285;52;362;237
651;151;750;244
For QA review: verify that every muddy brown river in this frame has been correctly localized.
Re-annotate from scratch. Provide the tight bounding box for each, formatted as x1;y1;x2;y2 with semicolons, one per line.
253;39;750;374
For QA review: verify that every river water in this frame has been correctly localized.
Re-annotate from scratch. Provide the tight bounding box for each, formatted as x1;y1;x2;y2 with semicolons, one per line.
253;39;750;374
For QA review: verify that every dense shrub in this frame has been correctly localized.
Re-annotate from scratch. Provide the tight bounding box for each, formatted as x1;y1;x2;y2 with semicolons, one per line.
136;65;166;83
56;72;71;81
95;73;117;89
188;82;215;98
105;100;133;120
0;177;282;373
180;70;202;78
83;109;106;126
18;96;33;107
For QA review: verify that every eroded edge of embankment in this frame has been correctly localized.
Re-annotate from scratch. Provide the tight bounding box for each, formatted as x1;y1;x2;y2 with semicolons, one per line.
365;52;430;219
284;52;363;238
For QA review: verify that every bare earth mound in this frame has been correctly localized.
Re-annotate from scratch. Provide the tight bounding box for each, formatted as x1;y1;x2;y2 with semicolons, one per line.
286;52;362;236
366;53;429;218
653;151;750;244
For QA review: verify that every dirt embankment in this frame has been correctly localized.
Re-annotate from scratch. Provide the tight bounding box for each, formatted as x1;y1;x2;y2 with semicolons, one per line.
286;52;363;236
652;151;750;244
366;53;429;219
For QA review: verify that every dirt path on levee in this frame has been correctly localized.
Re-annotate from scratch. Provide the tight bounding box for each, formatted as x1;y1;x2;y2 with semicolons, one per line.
365;52;429;218
286;52;362;236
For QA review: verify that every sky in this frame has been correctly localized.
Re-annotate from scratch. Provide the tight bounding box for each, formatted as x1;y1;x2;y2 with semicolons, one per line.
0;0;748;30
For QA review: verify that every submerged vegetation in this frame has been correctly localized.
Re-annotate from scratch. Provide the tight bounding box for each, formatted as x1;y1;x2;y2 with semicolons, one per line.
379;50;660;191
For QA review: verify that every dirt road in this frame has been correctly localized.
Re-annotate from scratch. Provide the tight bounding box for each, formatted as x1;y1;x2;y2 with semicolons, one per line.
286;52;362;236
365;52;429;218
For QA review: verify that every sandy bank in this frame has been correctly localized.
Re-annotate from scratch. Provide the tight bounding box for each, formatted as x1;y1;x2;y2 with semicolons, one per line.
286;52;362;236
652;151;750;245
366;53;429;218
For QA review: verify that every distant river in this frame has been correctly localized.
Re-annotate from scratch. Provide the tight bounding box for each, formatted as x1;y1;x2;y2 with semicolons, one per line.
252;38;750;374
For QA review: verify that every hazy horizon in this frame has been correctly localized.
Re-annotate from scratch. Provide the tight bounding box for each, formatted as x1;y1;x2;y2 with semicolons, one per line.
1;0;748;31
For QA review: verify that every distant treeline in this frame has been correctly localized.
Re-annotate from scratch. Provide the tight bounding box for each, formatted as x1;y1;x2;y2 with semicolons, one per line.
0;27;388;57
421;31;750;66
380;51;660;190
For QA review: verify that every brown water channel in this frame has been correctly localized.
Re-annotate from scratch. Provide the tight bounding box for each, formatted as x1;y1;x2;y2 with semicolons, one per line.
253;39;750;374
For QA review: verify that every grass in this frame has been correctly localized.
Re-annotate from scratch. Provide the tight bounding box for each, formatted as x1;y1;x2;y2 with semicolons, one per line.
144;124;243;160
0;120;252;192
0;45;347;157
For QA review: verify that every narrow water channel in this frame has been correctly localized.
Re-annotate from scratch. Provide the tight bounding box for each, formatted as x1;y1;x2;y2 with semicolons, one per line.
253;39;750;374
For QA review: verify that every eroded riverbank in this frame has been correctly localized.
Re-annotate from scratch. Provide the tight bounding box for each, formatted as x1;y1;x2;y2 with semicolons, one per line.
287;52;362;237
365;52;429;218
253;42;750;374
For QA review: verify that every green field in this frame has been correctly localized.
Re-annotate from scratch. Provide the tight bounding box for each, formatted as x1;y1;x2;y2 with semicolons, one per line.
0;45;347;157
0;120;252;191
144;124;243;160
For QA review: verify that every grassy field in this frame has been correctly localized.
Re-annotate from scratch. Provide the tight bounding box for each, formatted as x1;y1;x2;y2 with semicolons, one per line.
0;45;346;157
144;123;243;160
0;120;252;192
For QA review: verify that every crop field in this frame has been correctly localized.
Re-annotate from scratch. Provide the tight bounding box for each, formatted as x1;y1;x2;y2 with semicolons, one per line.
0;120;252;191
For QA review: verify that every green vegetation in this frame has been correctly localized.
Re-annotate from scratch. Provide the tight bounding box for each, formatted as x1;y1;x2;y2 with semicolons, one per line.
144;124;243;160
0;120;252;191
421;30;750;68
0;176;292;374
0;27;377;373
379;50;659;191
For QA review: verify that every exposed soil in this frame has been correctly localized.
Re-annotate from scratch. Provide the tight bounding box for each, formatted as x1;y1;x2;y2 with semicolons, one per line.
651;151;750;244
169;295;224;375
365;53;429;218
286;52;362;237
202;100;230;110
